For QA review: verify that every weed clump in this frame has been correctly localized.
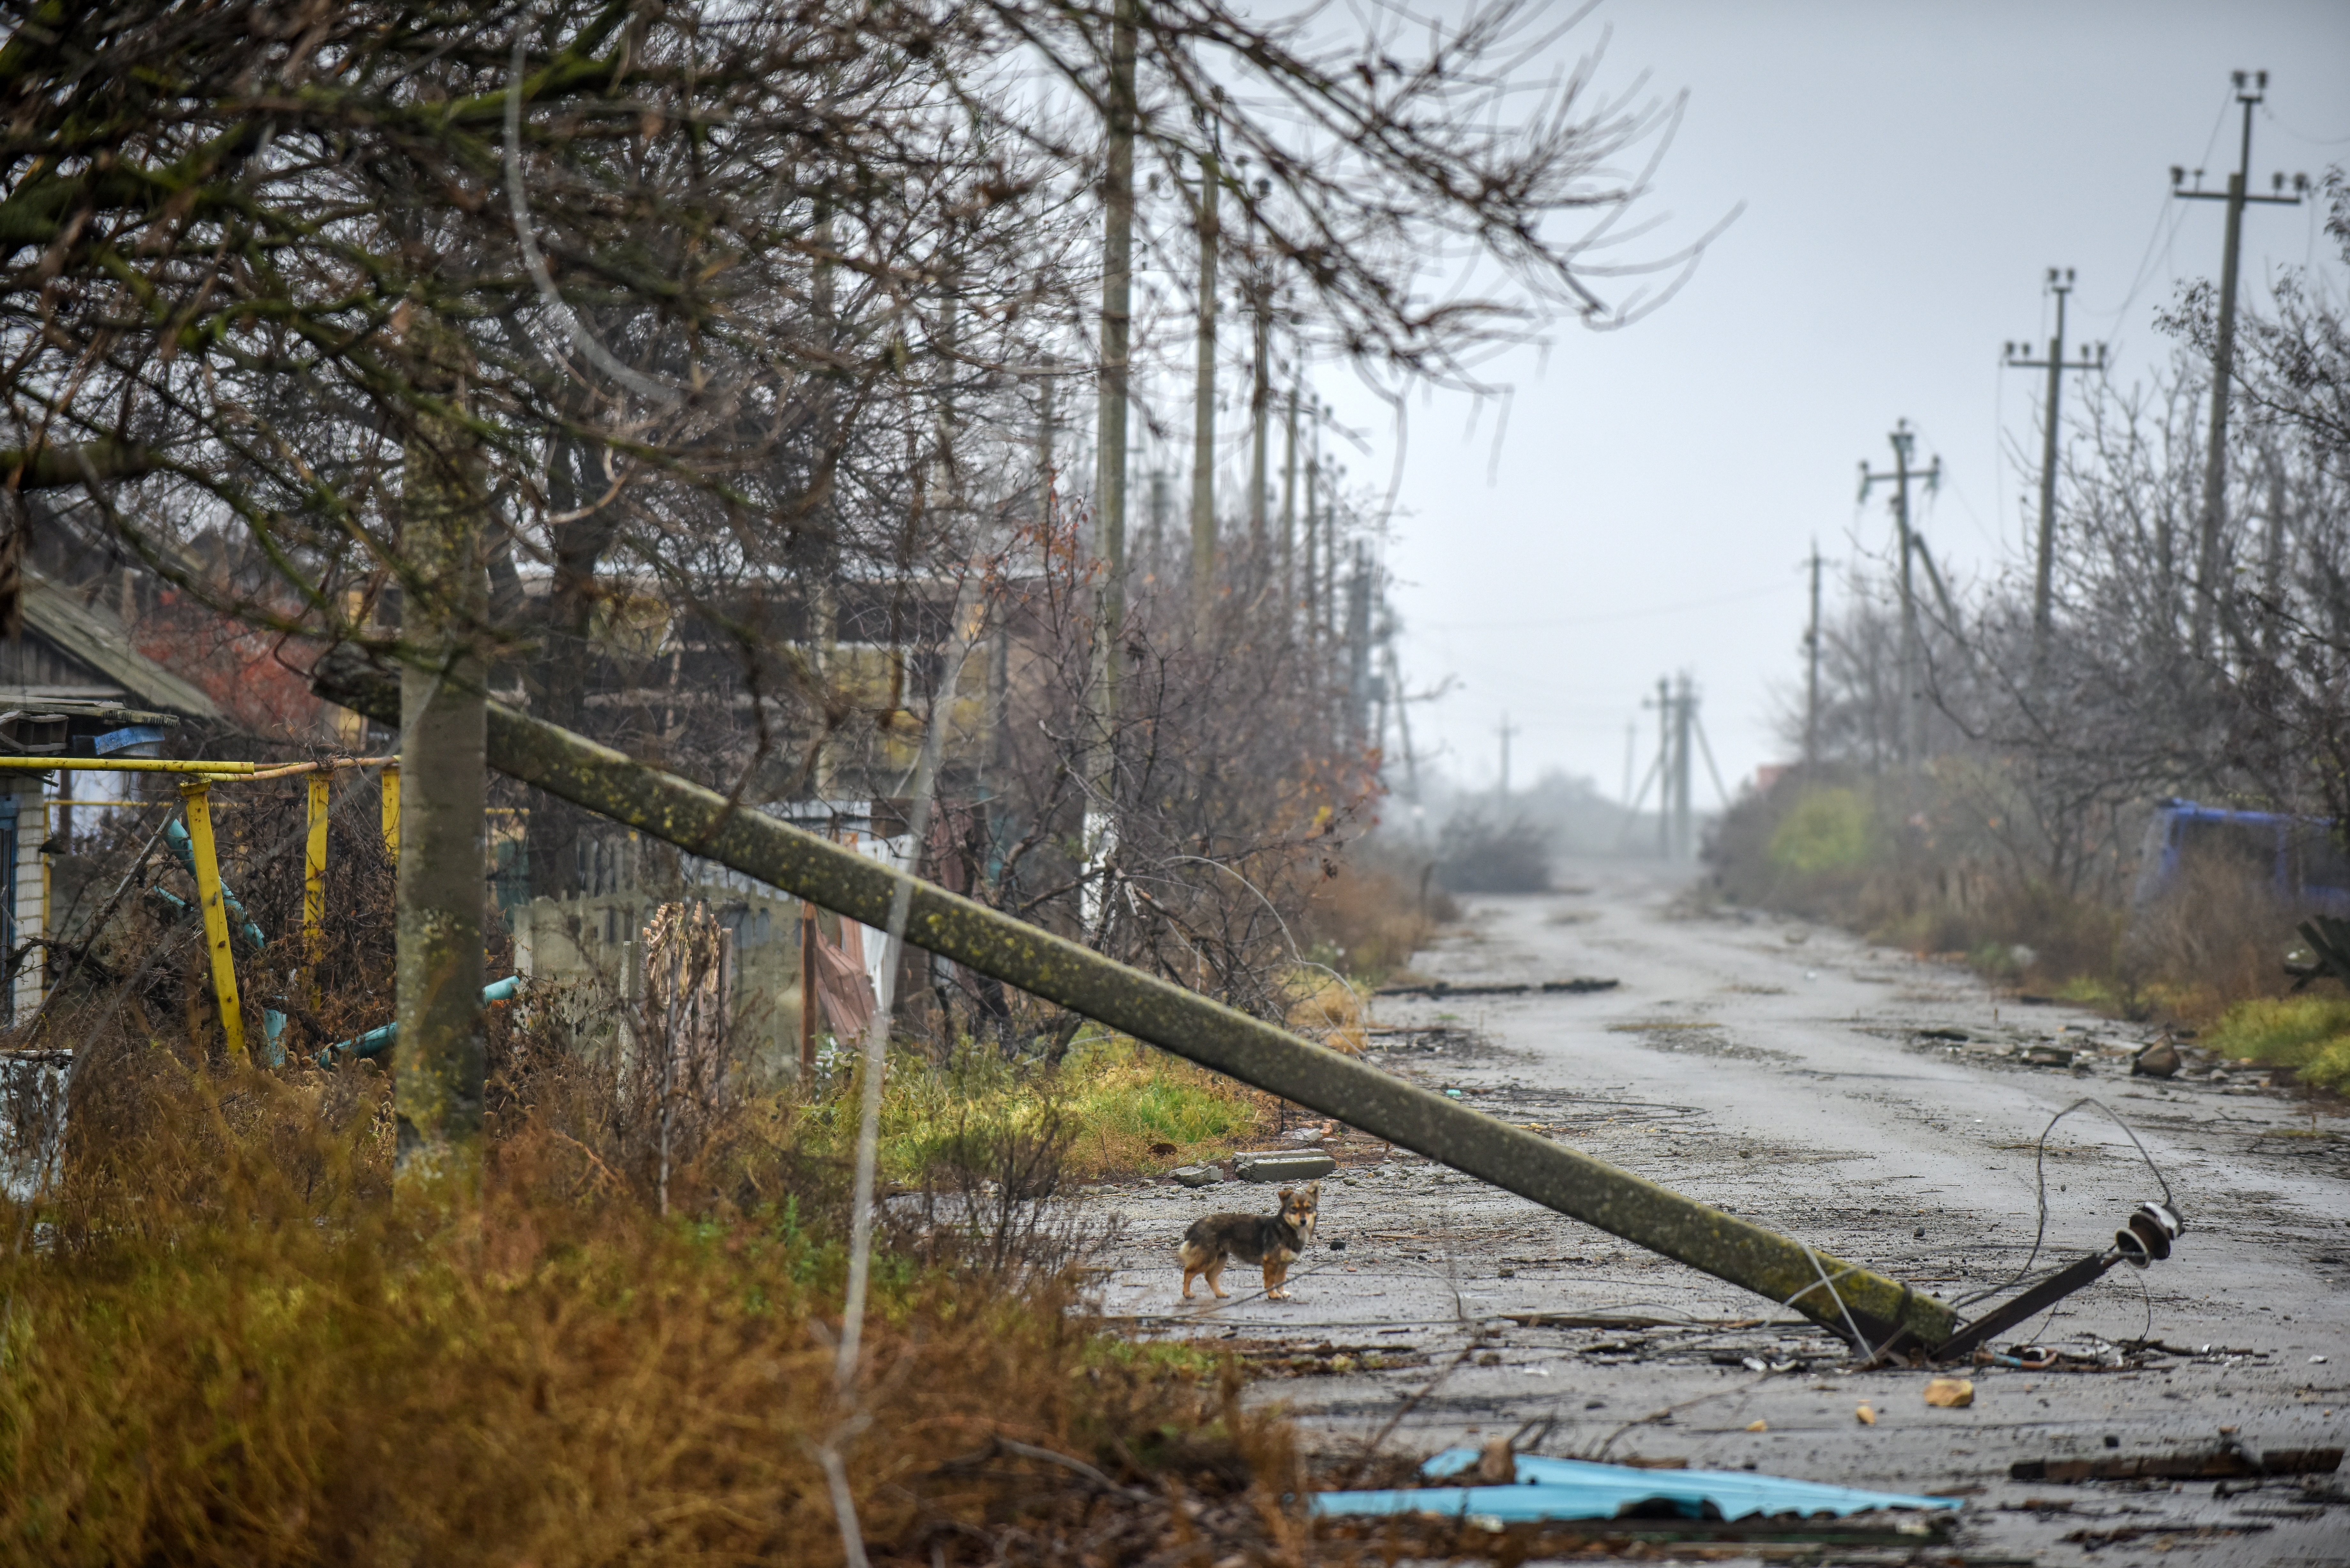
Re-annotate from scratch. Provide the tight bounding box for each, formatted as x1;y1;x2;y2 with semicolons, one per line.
2204;995;2350;1091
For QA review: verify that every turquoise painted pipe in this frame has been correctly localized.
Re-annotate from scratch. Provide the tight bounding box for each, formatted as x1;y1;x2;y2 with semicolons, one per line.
316;975;522;1067
163;819;267;952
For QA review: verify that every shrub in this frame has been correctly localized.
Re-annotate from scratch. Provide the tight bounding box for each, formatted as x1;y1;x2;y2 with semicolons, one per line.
1768;787;1873;876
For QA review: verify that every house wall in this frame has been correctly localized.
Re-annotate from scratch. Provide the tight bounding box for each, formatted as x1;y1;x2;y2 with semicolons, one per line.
8;777;45;1021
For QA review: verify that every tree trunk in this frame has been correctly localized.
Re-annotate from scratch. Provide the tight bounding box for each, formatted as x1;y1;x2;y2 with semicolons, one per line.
527;434;616;901
396;313;489;1188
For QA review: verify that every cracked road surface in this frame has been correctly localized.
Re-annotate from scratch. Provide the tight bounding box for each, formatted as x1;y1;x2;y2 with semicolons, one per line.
1080;862;2350;1564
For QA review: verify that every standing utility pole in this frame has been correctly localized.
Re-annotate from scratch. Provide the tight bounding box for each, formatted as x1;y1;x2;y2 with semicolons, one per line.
1345;541;1373;743
1649;676;1672;860
1248;259;1272;556
2002;269;2104;672
1496;711;1518;802
1188;144;1222;641
1280;381;1299;597
1092;0;1136;719
1302;400;1320;638
1083;0;1137;896
2173;70;2305;650
1803;542;1824;773
1672;675;1695;863
1859;421;1940;766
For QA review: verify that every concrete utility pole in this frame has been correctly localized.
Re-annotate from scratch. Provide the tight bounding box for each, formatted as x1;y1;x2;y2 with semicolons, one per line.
1280;380;1299;595
1302;401;1320;639
1650;676;1672;860
1496;711;1518;802
1345;541;1373;743
2002;269;2105;673
1859;421;1941;766
1083;0;1137;900
1804;542;1824;772
2173;70;2305;651
1248;260;1272;556
1672;675;1695;862
1188;145;1221;641
1092;0;1136;723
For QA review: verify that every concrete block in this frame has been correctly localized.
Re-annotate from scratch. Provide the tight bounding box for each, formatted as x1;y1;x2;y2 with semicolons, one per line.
1234;1150;1336;1182
1172;1164;1224;1187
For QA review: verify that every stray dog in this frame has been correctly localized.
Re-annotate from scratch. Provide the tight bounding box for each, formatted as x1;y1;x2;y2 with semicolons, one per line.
1179;1182;1319;1300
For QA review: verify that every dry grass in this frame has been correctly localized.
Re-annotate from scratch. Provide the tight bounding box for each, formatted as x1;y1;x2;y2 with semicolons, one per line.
1283;969;1369;1056
0;1026;1308;1566
1298;850;1453;983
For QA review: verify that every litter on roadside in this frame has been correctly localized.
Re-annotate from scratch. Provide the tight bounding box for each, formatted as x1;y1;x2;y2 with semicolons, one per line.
1309;1449;1966;1524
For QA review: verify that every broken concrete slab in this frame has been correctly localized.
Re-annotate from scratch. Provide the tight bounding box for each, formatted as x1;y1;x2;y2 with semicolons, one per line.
1171;1164;1224;1187
1234;1150;1336;1182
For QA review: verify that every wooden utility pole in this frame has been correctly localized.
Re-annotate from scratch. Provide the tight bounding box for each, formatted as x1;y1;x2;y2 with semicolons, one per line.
1188;146;1221;640
1859;421;1940;766
1803;542;1824;772
2173;71;2304;650
2002;268;2104;673
1496;711;1518;802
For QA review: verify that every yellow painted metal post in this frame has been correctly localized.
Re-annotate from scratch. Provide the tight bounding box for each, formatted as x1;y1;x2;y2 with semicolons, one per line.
178;780;246;1060
380;762;400;860
305;772;329;997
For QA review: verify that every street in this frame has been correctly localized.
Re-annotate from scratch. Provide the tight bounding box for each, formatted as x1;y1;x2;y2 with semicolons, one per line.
1086;861;2350;1564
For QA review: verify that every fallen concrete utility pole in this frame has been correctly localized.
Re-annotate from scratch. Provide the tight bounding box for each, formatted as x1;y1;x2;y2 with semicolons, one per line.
319;658;2104;1355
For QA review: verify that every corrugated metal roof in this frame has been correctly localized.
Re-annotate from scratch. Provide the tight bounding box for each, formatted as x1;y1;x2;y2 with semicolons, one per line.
18;572;224;721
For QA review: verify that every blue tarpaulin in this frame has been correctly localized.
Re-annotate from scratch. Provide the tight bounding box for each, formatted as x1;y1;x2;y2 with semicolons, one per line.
1308;1448;1965;1524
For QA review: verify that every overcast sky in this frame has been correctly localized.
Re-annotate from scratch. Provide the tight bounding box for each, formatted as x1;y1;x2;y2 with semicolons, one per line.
1324;0;2350;807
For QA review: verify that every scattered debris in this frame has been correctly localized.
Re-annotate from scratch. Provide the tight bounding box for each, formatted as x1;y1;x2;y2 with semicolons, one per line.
2010;1446;2341;1483
2132;1039;2182;1078
1855;1403;1876;1426
2020;1044;2077;1069
1474;1437;1517;1485
1232;1150;1335;1182
1171;1165;1224;1188
1924;1377;1975;1408
1745;1419;1770;1432
1918;1025;1973;1042
1373;978;1619;999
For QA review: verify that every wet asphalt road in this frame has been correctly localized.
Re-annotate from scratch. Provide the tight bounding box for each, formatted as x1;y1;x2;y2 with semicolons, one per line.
1081;860;2350;1564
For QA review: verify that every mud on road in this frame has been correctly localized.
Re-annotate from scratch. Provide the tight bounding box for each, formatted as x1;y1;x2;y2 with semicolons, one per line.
1075;863;2350;1565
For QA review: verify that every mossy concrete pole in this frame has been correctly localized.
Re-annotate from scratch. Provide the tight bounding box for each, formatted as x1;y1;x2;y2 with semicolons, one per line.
394;316;489;1187
1187;148;1219;642
315;662;1960;1348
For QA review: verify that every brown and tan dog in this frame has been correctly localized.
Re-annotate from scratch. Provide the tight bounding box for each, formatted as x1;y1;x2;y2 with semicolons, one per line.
1178;1182;1320;1300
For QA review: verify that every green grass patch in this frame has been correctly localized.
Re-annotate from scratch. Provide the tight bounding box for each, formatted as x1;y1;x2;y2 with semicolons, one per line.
2204;995;2350;1091
817;1038;1272;1184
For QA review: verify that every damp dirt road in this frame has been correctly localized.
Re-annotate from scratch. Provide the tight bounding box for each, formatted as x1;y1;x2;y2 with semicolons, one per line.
1079;860;2350;1564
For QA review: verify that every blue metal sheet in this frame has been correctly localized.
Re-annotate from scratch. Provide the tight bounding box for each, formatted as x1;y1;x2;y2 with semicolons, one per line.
1309;1449;1964;1524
